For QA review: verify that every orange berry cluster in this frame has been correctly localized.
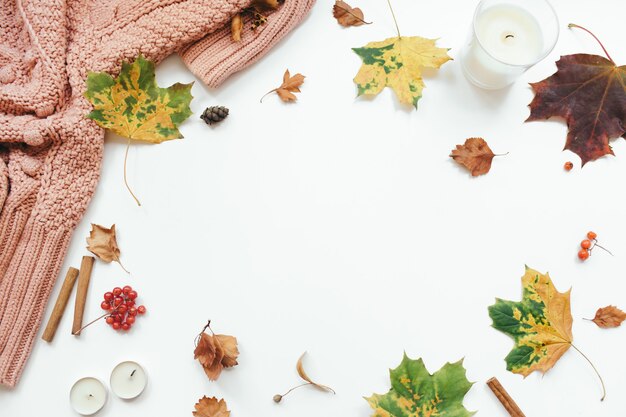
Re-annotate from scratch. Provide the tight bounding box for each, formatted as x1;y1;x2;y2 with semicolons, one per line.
578;231;600;261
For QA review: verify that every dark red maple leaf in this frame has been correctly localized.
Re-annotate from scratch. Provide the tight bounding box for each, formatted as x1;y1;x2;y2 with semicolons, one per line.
526;25;626;166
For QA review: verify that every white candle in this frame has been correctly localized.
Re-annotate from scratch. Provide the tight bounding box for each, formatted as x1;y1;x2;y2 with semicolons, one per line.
460;0;559;89
110;361;147;399
70;377;107;415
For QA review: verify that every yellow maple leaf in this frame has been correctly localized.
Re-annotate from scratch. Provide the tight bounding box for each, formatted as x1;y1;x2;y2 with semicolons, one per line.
352;36;451;109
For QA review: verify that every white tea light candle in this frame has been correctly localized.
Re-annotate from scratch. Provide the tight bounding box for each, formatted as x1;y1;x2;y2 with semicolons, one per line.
110;361;147;399
70;377;107;415
460;0;559;89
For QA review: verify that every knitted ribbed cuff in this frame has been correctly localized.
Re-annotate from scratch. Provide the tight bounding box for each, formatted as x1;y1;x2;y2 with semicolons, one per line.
180;0;314;88
0;219;70;387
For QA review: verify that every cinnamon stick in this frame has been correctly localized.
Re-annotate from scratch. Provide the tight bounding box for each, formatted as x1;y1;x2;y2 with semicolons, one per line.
72;256;95;336
42;267;79;342
487;377;526;417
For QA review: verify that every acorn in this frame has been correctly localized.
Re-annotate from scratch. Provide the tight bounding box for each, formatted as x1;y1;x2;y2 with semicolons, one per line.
200;106;229;125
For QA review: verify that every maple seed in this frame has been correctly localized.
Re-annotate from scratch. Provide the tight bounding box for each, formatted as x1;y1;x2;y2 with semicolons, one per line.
274;352;335;404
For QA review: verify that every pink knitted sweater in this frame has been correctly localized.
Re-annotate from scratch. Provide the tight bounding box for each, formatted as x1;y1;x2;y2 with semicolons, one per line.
0;0;313;388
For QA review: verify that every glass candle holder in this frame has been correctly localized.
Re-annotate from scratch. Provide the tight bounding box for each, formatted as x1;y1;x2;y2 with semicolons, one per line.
460;0;559;89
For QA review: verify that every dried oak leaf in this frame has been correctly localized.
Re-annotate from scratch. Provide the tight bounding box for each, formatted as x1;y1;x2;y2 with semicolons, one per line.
261;69;305;103
194;332;239;381
86;224;129;273
193;396;230;417
450;137;498;176
526;25;625;166
353;36;451;109
333;1;370;27
590;306;626;328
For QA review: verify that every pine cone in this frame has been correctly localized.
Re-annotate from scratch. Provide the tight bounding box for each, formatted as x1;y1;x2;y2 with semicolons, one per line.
200;106;229;125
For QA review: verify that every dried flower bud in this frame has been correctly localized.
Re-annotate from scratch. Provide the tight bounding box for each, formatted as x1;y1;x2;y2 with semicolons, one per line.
273;394;283;403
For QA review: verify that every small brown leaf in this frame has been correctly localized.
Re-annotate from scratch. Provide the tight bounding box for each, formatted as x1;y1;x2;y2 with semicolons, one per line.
193;396;230;417
194;324;239;381
333;1;370;27
450;137;500;176
261;69;305;103
231;14;243;42
86;224;129;273
590;306;626;328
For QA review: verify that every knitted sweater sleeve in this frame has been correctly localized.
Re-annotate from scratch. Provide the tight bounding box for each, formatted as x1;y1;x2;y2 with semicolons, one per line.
180;0;315;88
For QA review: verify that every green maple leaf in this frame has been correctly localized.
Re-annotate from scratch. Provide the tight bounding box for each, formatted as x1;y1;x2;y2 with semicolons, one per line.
488;266;573;377
85;55;193;143
352;36;451;109
365;354;474;417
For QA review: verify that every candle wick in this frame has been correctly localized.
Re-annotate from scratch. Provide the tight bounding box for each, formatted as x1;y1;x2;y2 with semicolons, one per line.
88;394;93;398
130;369;136;377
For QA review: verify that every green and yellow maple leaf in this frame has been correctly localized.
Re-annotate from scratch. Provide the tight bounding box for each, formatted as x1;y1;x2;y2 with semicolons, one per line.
489;266;573;376
85;55;193;143
365;354;474;417
352;36;451;109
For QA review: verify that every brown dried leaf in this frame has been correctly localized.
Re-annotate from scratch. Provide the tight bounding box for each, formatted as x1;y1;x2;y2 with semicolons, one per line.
296;352;335;393
450;137;498;176
86;224;129;273
261;69;305;103
194;331;239;381
591;306;626;328
333;1;370;27
231;14;243;42
193;396;230;417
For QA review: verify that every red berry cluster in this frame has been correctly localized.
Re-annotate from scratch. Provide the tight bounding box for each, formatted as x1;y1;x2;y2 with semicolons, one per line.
578;231;612;261
101;285;146;331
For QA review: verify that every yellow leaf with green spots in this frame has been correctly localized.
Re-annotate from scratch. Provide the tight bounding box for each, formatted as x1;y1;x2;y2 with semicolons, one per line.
365;354;474;417
352;36;451;109
85;55;193;143
489;266;573;377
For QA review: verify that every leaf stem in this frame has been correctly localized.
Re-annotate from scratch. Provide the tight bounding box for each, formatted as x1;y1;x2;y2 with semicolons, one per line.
335;3;372;24
493;152;510;157
571;343;606;401
123;138;142;206
114;255;130;274
385;0;401;38
260;89;278;103
568;24;614;64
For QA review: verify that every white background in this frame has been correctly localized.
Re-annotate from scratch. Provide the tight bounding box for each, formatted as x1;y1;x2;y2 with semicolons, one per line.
2;0;626;416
